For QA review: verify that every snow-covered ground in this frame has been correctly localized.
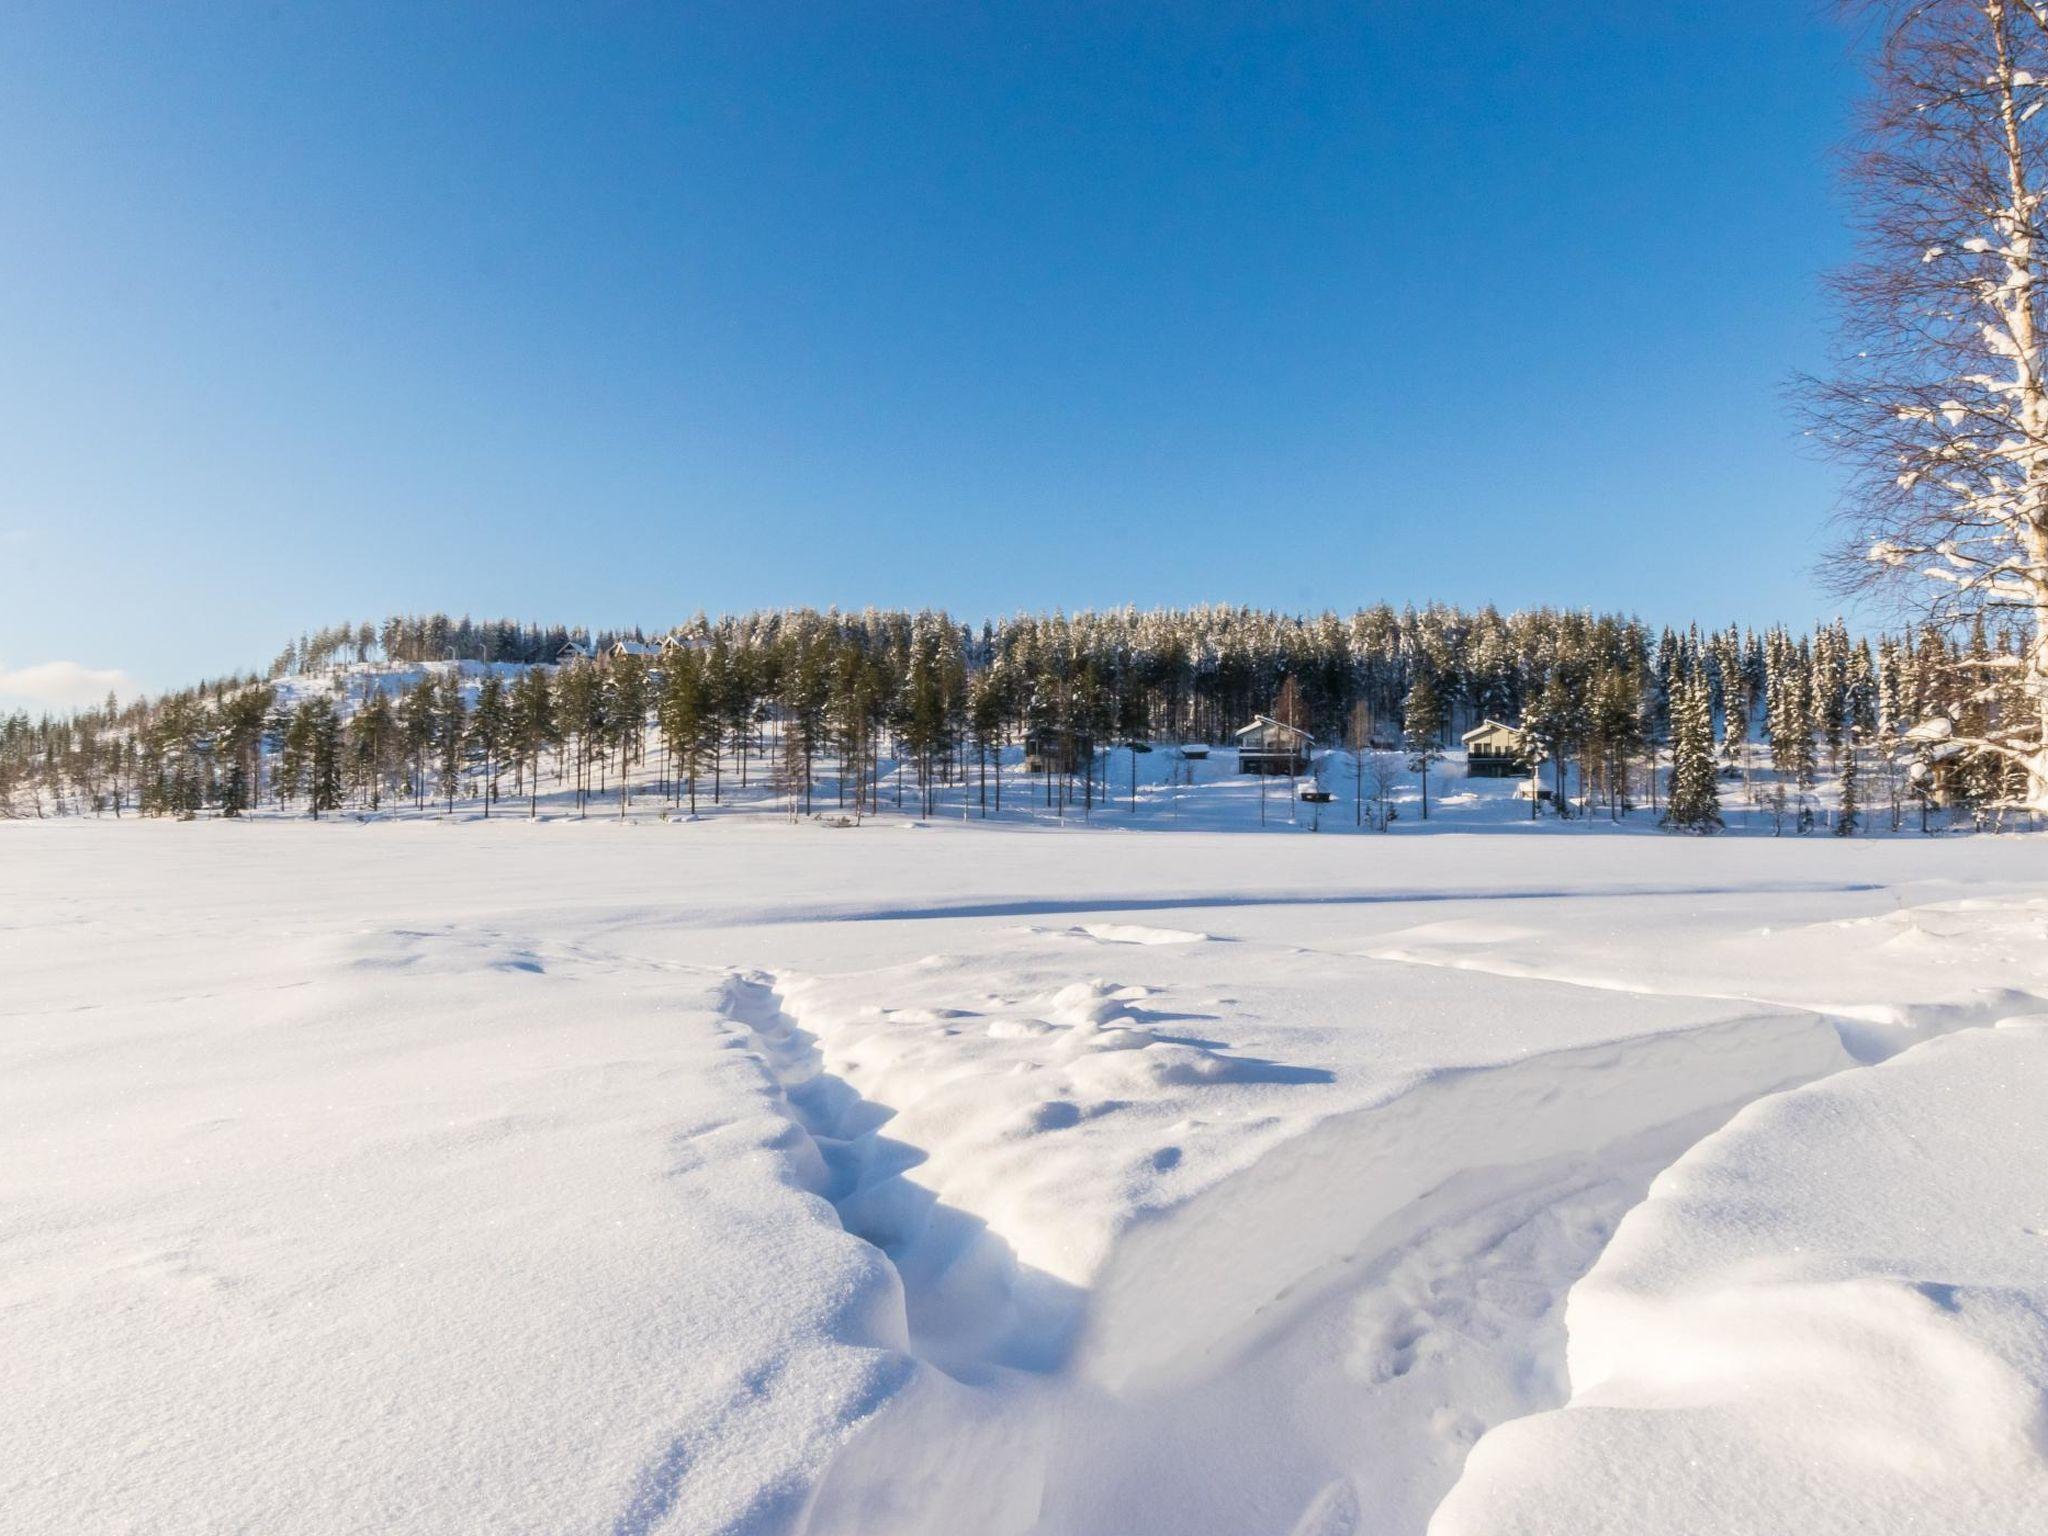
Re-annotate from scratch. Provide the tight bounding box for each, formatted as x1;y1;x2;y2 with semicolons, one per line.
5;817;2045;1533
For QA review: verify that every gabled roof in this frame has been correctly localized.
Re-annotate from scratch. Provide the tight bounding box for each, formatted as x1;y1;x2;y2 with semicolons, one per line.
1461;718;1521;744
1234;714;1314;745
609;640;660;657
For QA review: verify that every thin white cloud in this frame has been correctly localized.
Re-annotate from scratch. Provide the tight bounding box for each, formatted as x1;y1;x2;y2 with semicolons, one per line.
0;660;140;712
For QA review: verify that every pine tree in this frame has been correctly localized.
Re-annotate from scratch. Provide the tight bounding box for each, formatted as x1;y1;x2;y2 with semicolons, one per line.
898;614;952;817
349;690;396;811
1716;633;1750;769
1663;671;1723;834
555;662;603;816
1765;635;1815;827
1590;669;1646;819
657;650;708;815
217;686;273;816
698;639;734;804
1403;670;1444;821
398;679;438;812
306;696;343;818
468;674;510;817
510;669;559;818
434;674;467;815
967;665;1009;817
1836;736;1861;836
281;700;314;811
605;653;649;818
779;623;831;816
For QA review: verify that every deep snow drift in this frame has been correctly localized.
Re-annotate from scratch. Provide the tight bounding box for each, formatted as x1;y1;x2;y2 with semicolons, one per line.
1430;1018;2048;1536
4;819;2045;1534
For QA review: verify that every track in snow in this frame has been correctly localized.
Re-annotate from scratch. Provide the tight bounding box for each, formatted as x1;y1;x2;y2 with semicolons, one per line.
720;974;1081;1380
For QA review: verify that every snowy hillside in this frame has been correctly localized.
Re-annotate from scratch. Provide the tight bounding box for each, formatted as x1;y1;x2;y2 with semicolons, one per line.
28;651;1970;837
10;604;2035;833
6;819;2046;1533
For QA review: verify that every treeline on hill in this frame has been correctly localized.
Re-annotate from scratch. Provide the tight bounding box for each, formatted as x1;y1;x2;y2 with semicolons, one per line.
0;605;2035;831
267;616;652;675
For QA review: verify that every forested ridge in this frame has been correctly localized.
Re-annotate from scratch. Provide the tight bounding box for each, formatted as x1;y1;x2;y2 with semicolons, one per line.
0;604;2035;829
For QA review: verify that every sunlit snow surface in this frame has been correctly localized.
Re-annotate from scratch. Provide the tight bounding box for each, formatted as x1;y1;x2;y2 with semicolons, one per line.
5;820;2046;1534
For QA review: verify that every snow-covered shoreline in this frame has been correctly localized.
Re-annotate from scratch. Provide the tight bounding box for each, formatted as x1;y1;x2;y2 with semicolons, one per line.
5;820;2045;1533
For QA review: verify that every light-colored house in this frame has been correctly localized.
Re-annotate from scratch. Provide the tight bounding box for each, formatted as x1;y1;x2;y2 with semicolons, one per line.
1233;715;1313;776
1462;718;1532;778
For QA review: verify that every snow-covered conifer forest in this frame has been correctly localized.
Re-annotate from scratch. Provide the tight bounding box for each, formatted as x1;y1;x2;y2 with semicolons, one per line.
1;604;2039;833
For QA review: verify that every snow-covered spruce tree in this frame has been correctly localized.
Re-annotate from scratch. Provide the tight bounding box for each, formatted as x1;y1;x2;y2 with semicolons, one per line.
1713;627;1751;767
1531;668;1589;816
1764;633;1816;809
1663;671;1723;833
1811;0;2048;807
1402;668;1445;821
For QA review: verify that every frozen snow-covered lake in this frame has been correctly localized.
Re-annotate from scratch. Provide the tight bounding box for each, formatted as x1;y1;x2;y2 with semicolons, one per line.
5;819;2045;1534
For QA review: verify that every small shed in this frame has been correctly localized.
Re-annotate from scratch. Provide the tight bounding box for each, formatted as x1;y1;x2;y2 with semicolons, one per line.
1463;719;1531;778
1234;715;1313;776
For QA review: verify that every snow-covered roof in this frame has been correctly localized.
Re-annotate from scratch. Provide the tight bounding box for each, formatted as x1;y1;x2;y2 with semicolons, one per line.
1233;714;1314;745
1462;718;1521;744
609;640;660;658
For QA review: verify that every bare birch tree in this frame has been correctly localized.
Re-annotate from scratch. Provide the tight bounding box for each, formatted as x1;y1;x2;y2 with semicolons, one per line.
1813;0;2048;803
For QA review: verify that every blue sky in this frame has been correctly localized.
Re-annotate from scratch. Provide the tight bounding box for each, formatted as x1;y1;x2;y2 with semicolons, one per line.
0;1;1862;708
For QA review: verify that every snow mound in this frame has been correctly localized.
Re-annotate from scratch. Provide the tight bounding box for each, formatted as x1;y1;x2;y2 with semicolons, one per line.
1430;1021;2048;1536
1072;922;1211;945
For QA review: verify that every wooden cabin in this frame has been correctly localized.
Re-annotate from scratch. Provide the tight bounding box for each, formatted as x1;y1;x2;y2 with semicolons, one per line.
1233;715;1313;776
608;639;660;662
555;641;595;666
1023;728;1093;775
1462;718;1531;778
